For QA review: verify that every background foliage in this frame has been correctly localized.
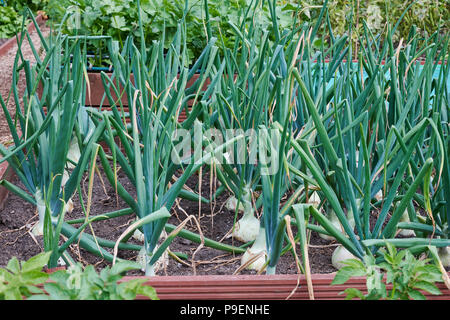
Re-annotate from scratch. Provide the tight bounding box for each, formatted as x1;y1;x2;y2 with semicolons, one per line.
2;0;448;59
43;0;295;63
291;0;449;40
0;5;23;38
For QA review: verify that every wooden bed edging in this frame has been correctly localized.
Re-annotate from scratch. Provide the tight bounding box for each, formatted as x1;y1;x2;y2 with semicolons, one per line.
120;273;450;300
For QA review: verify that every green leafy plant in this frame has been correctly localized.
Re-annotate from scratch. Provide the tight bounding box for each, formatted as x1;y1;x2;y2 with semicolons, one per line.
0;5;24;38
0;252;51;300
0;252;158;300
198;0;317;274
332;243;445;300
284;0;449;49
0;9;123;267
33;261;159;300
280;5;449;270
7;0;48;14
43;0;296;66
1;0;448;282
89;1;248;275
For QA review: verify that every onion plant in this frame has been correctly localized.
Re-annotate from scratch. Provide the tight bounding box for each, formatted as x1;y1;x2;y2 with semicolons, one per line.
92;2;246;275
207;8;278;247
0;10;104;238
282;11;450;268
197;0;306;271
258;119;292;274
0;10;121;269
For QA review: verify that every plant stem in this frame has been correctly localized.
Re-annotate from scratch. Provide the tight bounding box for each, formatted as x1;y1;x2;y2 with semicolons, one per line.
266;265;276;275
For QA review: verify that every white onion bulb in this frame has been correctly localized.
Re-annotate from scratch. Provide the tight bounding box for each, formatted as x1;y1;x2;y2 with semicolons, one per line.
240;230;267;272
332;245;358;270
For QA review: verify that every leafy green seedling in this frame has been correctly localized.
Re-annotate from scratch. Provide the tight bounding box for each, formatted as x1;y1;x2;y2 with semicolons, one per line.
0;252;158;300
0;251;51;300
31;260;158;300
332;243;444;300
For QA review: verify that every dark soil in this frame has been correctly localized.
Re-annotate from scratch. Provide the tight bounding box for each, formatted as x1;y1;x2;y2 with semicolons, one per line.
0;166;338;275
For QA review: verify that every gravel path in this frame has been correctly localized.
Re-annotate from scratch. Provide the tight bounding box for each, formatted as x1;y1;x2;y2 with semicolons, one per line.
0;23;50;147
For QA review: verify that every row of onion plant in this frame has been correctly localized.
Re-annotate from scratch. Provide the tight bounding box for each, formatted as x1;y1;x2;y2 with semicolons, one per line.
0;1;448;276
280;9;449;268
0;10;111;266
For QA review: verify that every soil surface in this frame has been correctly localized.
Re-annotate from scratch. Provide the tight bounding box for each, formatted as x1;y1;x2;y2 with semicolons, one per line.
0;165;338;276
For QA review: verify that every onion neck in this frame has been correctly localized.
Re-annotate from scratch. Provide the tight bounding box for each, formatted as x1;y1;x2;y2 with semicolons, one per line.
241;186;254;218
145;261;156;276
32;189;46;236
266;265;276;275
139;233;168;276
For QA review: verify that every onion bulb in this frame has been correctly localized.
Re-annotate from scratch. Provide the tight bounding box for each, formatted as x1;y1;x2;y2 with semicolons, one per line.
318;211;342;241
31;189;47;236
231;187;260;243
225;196;245;213
375;190;383;201
319;200;357;241
308;191;321;208
136;231;169;276
240;229;267;272
31;188;74;236
132;227;145;242
438;246;450;268
232;213;260;243
332;245;358;270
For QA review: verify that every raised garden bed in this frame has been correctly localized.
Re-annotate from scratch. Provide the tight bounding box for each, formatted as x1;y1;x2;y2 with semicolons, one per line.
1;3;449;302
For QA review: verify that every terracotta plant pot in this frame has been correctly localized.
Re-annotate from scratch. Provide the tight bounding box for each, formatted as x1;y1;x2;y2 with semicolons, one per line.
85;72;209;106
37;72;210;123
83;72;210;123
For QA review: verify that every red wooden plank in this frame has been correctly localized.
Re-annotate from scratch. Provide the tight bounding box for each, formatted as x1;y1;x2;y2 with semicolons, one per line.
120;273;450;300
